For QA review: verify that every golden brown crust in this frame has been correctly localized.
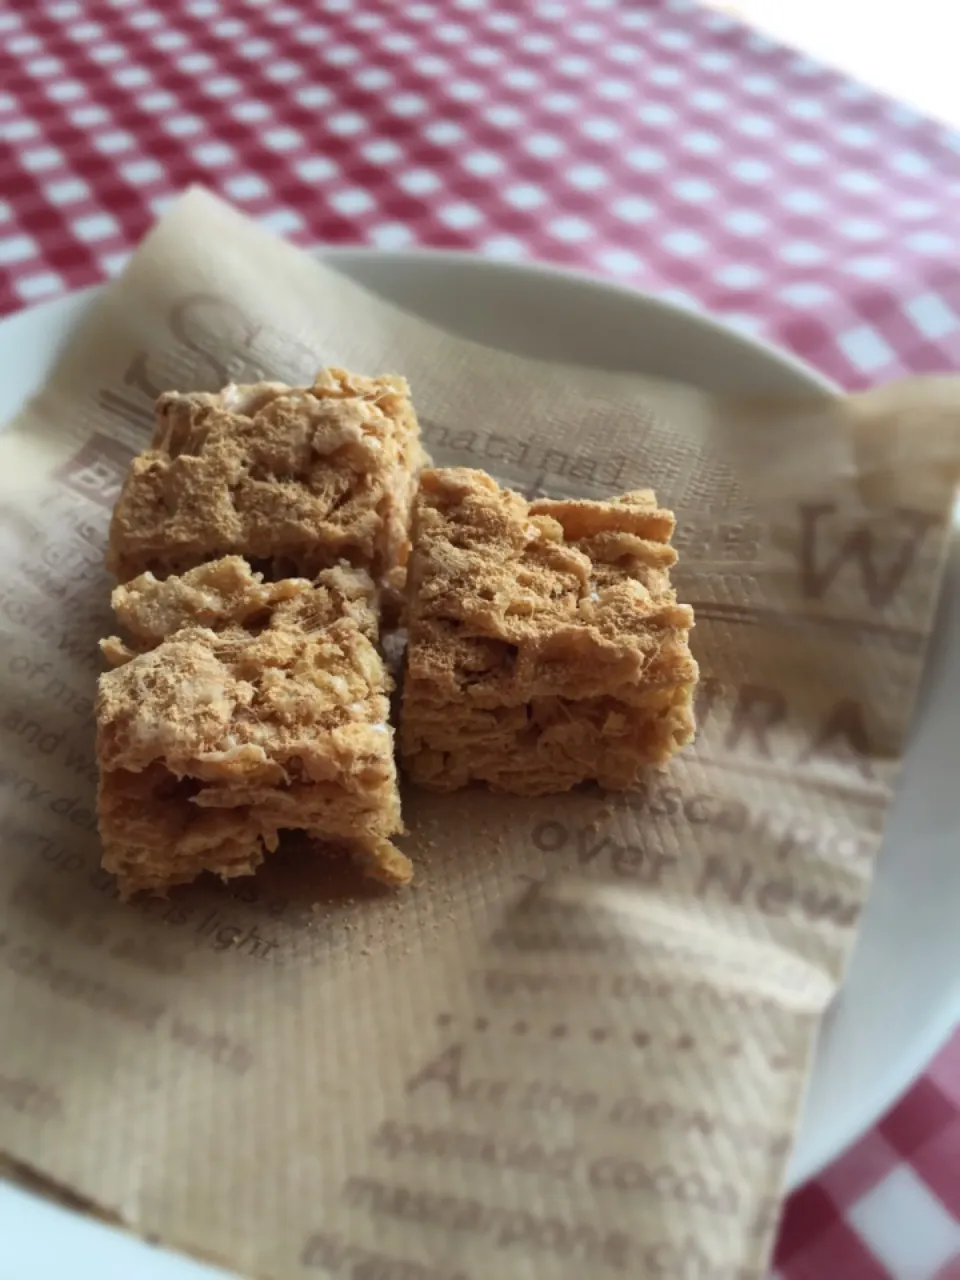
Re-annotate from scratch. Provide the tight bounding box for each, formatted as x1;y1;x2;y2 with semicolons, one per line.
105;368;424;586
400;467;698;795
96;556;409;896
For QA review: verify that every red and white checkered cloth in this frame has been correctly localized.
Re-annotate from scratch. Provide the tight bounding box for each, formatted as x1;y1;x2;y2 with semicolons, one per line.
1;0;959;1275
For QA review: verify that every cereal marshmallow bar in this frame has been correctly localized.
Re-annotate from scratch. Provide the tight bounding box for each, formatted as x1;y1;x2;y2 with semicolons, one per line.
106;368;424;590
400;468;698;794
96;556;409;896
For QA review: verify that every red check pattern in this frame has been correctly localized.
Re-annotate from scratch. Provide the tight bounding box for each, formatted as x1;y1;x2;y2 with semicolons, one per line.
1;1;959;1275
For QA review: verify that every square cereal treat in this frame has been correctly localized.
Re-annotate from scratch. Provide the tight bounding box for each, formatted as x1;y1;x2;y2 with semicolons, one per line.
96;556;409;896
106;368;424;588
400;468;698;794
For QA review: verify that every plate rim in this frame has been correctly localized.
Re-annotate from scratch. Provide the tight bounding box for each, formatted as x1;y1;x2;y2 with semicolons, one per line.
320;244;840;396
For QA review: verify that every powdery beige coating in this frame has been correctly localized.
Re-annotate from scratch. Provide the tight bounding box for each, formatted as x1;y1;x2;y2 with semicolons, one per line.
96;558;409;897
106;368;424;585
400;468;698;795
100;556;379;665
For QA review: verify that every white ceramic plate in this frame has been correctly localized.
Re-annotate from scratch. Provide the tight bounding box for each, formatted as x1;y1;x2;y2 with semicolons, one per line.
1;251;958;1280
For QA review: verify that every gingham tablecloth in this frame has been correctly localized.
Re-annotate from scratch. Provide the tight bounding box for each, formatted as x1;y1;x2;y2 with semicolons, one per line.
1;1;959;1276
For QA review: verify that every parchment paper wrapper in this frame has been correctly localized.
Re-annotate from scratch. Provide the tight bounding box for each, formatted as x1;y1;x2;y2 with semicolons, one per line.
1;189;959;1280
